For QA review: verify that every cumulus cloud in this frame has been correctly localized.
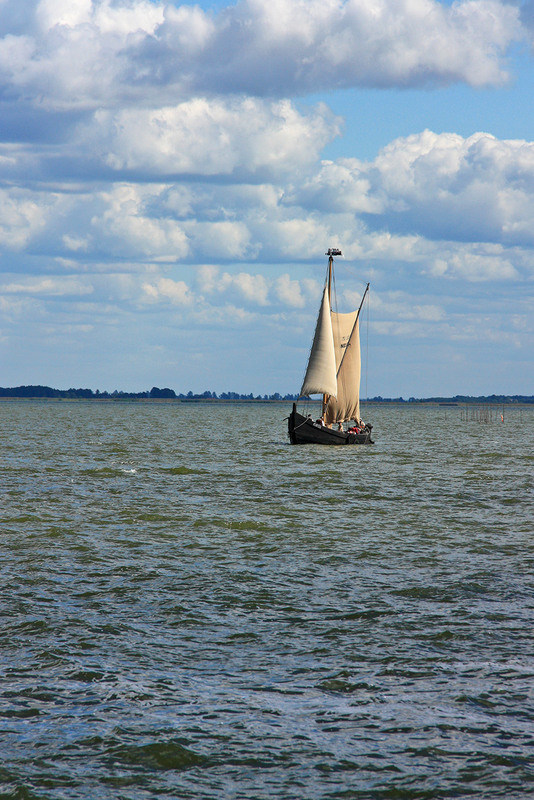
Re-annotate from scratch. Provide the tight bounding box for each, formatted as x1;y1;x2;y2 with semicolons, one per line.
0;0;165;111
198;0;520;92
0;188;49;249
3;127;534;284
91;98;340;178
293;131;534;251
274;274;307;307
0;99;340;188
91;184;190;259
1;3;532;271
233;273;270;305
371;131;534;244
429;249;519;281
142;277;193;305
194;266;317;309
0;0;523;115
199;267;280;306
184;220;255;260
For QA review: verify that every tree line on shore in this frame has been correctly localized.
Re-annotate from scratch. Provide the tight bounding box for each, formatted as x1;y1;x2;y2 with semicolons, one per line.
0;385;299;401
0;385;532;403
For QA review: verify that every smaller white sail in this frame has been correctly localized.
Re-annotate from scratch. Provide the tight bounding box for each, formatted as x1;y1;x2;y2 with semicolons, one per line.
325;311;361;424
300;287;338;398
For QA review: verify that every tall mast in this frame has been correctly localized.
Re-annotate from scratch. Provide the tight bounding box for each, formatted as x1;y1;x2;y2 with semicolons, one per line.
322;248;342;418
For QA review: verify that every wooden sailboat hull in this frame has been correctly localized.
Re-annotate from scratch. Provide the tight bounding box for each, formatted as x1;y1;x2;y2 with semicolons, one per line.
288;404;373;446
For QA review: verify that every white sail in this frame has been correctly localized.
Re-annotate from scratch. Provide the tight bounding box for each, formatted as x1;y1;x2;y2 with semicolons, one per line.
325;310;361;424
300;286;338;398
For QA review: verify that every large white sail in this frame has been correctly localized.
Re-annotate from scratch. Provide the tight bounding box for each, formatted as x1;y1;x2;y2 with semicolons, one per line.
325;310;361;424
300;287;338;399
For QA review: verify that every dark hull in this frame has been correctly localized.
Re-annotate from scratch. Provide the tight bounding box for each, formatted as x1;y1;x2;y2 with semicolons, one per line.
288;404;373;446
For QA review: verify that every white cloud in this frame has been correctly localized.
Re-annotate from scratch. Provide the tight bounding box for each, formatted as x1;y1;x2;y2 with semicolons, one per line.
191;265;319;309
141;269;272;310
294;131;534;251
0;188;49;249
36;0;93;30
92;184;189;259
157;0;522;93
1;277;93;295
2;126;534;285
0;33;35;75
429;250;519;281
3;0;164;110
91;98;340;178
183;220;254;260
233;273;270;305
63;234;89;251
195;267;270;306
289;159;380;214
191;302;257;327
158;3;215;54
0;0;524;114
252;216;333;260
274;274;306;307
410;304;445;322
370;292;445;322
142;277;193;305
196;265;221;295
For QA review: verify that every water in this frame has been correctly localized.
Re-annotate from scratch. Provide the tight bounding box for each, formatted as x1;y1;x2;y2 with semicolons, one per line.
1;400;533;799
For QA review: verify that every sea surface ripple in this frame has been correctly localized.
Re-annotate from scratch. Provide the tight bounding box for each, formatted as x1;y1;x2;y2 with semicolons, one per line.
1;400;533;799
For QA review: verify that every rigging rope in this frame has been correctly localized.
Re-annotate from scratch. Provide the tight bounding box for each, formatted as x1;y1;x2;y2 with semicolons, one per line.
365;284;370;403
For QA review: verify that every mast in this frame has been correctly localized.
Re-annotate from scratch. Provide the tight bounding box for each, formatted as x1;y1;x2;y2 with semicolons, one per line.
322;248;342;418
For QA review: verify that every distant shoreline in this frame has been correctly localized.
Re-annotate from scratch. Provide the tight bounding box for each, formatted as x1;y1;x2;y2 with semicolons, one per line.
2;398;533;407
0;386;532;405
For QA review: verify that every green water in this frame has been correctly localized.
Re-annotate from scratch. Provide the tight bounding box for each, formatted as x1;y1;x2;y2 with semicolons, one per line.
1;401;533;799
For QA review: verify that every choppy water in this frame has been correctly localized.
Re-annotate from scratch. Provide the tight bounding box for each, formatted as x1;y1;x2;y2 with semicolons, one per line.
1;400;533;800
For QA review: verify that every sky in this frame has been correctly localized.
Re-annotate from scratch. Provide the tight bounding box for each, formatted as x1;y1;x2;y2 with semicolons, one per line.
1;0;534;398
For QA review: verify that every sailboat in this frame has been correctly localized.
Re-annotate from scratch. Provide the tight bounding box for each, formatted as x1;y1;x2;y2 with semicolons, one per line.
288;249;374;445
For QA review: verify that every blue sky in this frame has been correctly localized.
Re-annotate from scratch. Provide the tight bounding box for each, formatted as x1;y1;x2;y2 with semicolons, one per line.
1;0;533;398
